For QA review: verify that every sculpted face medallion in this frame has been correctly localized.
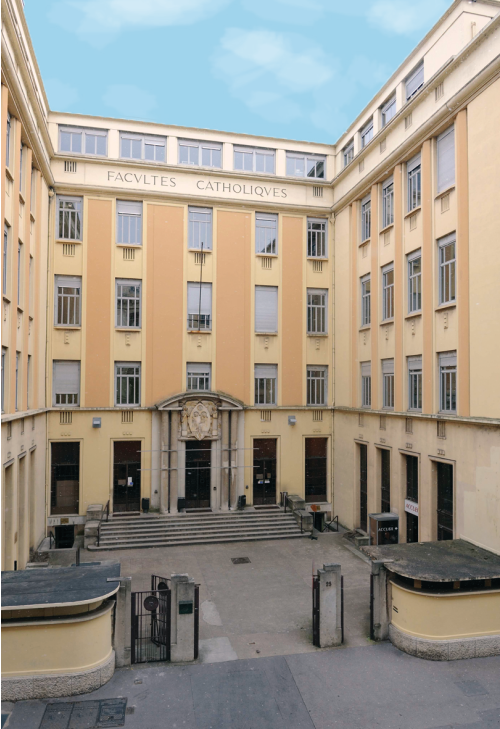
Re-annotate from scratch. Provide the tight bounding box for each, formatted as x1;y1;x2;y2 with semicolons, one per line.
188;401;212;440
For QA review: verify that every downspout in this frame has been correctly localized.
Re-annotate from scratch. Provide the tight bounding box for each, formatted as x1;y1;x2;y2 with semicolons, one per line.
45;187;55;536
228;410;232;510
330;211;336;516
167;410;171;513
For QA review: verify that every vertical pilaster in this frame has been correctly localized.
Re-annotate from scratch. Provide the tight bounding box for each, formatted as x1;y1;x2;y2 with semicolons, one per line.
421;141;434;414
393;165;404;412
456;110;470;416
350;203;358;406
370;184;380;410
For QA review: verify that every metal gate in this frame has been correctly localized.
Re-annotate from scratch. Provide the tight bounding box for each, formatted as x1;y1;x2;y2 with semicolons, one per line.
131;575;171;664
312;575;320;647
194;584;200;660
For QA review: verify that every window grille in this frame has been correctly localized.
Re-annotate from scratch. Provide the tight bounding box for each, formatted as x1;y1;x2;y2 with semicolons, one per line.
115;362;141;406
64;161;77;173
312;410;323;422
307;218;327;258
435;82;444;101
260;410;271;422
438;234;456;305
256;213;277;255
235;146;275;173
405;113;412;130
117;201;142;245
408;356;422;411
361;195;371;241
179;139;222;169
343;140;354;168
188;207;212;250
122;410;134;423
408;251;421;313
254;364;277;405
441;194;450;214
313;186;323;198
116;280;141;328
407;154;421;211
286;152;325;178
437;421;446;438
439;352;457;413
55;276;81;326
312;260;323;273
187;282;212;330
194;251;206;265
53;360;80;406
123;247;135;261
57;196;82;241
187;362;211;391
382;359;394;409
382;266;394;320
120;133;165;162
261;256;272;270
307;366;327;406
60;411;72;424
307;289;327;334
361;276;371;326
361;362;371;408
382;178;394;228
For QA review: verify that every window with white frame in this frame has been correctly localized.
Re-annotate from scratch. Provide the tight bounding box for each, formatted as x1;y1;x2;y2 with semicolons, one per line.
57;196;82;241
381;95;396;127
382;264;394;320
361;275;371;326
286;152;325;179
255;364;277;405
382;359;394;409
116;279;141;328
53;360;80;406
187;282;212;330
361;362;371;408
382;177;394;228
439;351;457;413
116;201;142;245
343;140;354;168
255;286;278;333
187;362;211;391
307;365;327;406
437;126;455;193
55;276;81;327
361;195;371;241
115;362;141;405
407;154;421;211
408;356;422;411
408;250;421;313
120;132;166;162
360;119;373;148
188;207;212;250
256;213;278;255
307;218;327;258
307;289;327;334
438;233;456;305
406;61;424;101
59;126;108;156
3;224;9;295
179;139;222;168
234;146;275;174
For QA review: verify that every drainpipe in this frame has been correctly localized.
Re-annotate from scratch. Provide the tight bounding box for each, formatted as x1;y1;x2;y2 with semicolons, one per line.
167;410;171;513
228;410;232;510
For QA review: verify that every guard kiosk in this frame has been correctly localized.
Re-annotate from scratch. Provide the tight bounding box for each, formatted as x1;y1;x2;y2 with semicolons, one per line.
369;513;399;545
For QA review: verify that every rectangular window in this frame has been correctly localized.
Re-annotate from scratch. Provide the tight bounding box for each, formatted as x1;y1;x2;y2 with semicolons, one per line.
307;288;327;334
234;146;275;174
307;218;327;258
381;95;396;126
30;168;36;213
27;354;31;410
187;282;212;330
382;177;394;228
254;364;277;405
437;462;453;540
17;242;22;306
19;144;24;192
305;438;327;502
408;250;422;313
343;140;354;168
1;347;6;413
116;201;142;245
382;264;394;320
53;360;80;406
3;224;9;294
381;449;390;512
255;286;278;333
408;356;422;411
359;443;368;531
115;362;141;405
407;154;421;211
51;442;80;515
382;359;394;409
406;455;419;542
187;362;211;391
437;126;455;193
188;207;212;250
59;126;107;156
178;139;222;168
406;61;424;101
439;351;457;413
438;233;456;305
6;111;11;167
55;275;82;326
361;275;371;326
286;152;325;179
255;213;278;255
120;132;166;162
15;351;20;410
57;196;83;241
116;279;141;328
307;366;327;406
361;362;371;408
360;119;373;148
361;195;371;241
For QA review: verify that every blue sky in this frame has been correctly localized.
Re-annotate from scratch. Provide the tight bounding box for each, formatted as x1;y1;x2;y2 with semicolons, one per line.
25;0;450;143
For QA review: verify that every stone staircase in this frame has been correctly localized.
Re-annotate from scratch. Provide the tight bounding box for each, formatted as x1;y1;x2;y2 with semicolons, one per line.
88;509;307;550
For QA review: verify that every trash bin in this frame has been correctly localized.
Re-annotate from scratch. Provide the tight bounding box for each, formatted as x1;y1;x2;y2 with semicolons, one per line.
142;498;150;513
177;497;186;512
237;495;246;510
313;511;326;532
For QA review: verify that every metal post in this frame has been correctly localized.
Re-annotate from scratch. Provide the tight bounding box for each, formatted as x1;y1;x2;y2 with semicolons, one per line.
227;410;232;510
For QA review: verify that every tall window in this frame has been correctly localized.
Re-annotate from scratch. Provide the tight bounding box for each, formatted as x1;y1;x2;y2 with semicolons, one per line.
408;356;422;411
57;196;83;241
30;168;36;213
407;154;421;211
19;144;24;192
59;126;107;156
255;213;278;255
120;133;165;161
361;195;371;241
1;347;6;413
381;449;390;512
6;111;11;167
187;282;212;330
307;218;327;258
361;362;371;408
405;61;424;101
439;351;457;413
438;234;456;305
381;95;396;127
188;207;212;250
360;119;373;148
343;140;354;168
408;250;422;313
179;139;222;168
15;352;20;411
406;455;419;542
254;364;277;405
437;462;454;540
437;126;455;193
115;362;141;405
17;242;22;306
116;280;141;328
3;224;9;294
255;286;278;333
382;178;394;228
382;264;394;320
382;359;394;409
55;276;81;326
286;152;325;179
307;289;327;334
51;442;80;516
359;443;368;531
26;354;31;410
53;360;80;406
307;366;327;406
234;146;275;174
187;362;211;391
361;275;371;326
116;201;142;245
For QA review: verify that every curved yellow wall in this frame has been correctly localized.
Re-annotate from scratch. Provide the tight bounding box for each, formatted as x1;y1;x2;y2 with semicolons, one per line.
390;582;500;640
1;602;113;677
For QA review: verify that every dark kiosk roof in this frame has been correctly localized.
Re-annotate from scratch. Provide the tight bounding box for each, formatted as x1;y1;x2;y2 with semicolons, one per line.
1;562;121;609
362;539;500;582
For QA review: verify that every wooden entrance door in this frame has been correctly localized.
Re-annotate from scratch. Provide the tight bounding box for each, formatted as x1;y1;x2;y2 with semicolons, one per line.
253;439;277;505
113;441;141;512
185;440;211;509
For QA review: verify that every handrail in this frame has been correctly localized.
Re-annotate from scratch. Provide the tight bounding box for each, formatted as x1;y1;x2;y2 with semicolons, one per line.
324;515;339;533
97;500;111;547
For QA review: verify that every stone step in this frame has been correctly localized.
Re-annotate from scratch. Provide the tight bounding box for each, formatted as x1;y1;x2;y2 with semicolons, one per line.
89;531;307;551
104;510;289;524
100;515;296;534
98;523;303;544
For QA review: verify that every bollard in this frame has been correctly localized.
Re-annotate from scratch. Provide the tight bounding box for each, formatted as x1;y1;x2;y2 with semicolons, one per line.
317;563;343;647
170;573;196;662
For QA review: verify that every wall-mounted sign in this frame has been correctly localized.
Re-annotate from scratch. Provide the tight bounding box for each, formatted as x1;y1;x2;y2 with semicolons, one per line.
47;516;86;526
404;499;419;516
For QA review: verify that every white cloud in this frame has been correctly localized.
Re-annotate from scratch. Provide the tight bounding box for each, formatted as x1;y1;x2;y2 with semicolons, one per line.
102;84;157;119
368;0;449;34
44;78;79;110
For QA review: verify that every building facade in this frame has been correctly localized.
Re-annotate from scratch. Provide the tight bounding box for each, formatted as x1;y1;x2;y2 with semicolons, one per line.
1;0;499;568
